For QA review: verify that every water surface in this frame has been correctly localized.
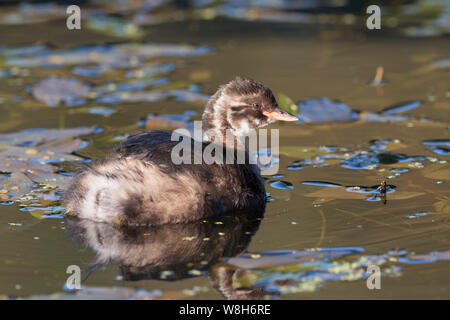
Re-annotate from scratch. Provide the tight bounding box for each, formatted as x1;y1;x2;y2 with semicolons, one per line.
0;0;449;299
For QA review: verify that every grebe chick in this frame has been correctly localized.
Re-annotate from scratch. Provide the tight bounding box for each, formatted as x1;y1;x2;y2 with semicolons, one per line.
64;77;298;226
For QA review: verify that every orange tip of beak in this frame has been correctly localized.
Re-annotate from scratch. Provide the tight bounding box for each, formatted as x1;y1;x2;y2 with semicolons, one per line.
263;108;299;122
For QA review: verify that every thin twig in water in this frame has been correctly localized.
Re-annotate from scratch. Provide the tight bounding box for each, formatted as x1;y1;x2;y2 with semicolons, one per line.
314;209;327;248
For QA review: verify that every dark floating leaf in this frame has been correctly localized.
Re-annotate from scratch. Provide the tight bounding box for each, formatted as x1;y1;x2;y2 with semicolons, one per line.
295;98;424;124
287;165;305;170
341;151;429;170
428;147;450;156
423;140;450;147
341;153;378;170
298;98;356;123
292;96;428;124
301;181;342;187
269;180;294;190
421;140;450;156
376;152;407;164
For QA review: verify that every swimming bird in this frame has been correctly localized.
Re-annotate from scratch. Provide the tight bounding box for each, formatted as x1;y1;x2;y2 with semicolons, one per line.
64;77;298;226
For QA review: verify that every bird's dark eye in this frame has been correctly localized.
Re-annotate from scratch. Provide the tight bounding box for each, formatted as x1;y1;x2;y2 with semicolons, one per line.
252;103;261;108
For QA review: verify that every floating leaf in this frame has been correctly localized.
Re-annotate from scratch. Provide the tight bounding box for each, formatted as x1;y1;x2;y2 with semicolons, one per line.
269;181;294;190
4;43;211;68
430;58;450;68
298;98;355;123
225;248;363;270
126;63;175;78
358;112;410;123
145;114;190;130
219;248;450;297
381;101;421;115
423;140;450;147
92;78;167;97
0;44;49;56
278;93;298;115
95;90;170;104
0;127;97;202
95;89;208;104
24;170;72;189
86;16;145;38
341;151;429;170
0;3;68;25
0;172;33;201
422;140;450;155
301;181;342;187
399;251;450;264
168;90;209;102
0;127;96;146
31;77;90;107
72;65;111;78
87;107;116;117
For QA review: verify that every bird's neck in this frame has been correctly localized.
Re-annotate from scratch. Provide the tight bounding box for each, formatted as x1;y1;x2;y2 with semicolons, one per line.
202;91;250;153
202;122;247;151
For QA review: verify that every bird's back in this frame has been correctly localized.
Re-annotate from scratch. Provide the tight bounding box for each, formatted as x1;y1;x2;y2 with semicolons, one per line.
64;130;266;226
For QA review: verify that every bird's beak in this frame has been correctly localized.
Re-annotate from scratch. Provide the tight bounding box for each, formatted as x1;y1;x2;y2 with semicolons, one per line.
263;107;298;122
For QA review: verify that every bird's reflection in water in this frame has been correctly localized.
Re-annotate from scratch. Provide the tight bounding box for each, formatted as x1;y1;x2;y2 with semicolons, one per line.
209;262;274;300
66;209;272;299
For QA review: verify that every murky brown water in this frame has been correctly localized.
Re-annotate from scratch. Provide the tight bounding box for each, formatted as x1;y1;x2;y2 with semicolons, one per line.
0;1;449;299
